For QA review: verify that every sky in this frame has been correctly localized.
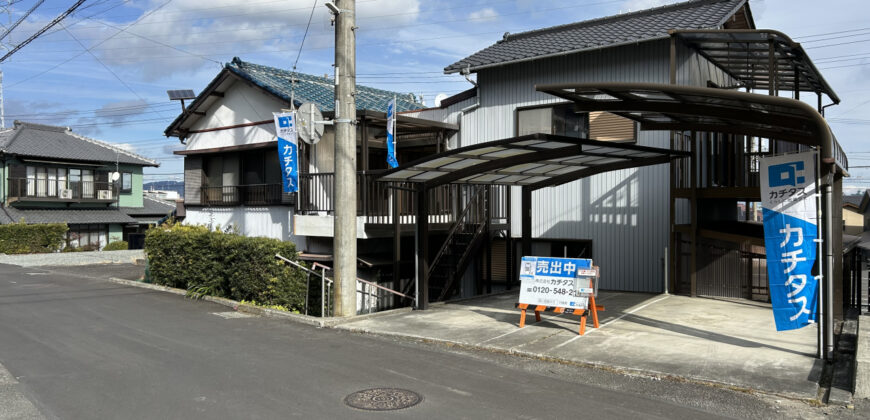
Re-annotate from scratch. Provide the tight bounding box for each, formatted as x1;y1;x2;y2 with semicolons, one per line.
0;0;868;192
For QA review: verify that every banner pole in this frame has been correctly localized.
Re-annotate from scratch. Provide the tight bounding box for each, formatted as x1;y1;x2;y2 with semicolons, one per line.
816;154;824;360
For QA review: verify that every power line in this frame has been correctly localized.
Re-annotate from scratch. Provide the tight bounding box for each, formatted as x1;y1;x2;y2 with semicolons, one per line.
7;0;176;89
0;0;45;44
0;0;86;63
292;0;317;71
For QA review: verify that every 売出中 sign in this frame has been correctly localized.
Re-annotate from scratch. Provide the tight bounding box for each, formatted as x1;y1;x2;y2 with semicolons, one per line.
518;256;597;310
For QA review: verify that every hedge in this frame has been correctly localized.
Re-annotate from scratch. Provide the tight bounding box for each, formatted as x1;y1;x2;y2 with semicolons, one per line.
103;240;129;251
0;222;68;254
144;222;307;311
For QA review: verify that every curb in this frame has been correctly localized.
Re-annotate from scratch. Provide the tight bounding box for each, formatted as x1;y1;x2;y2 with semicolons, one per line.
104;276;823;405
106;277;413;328
337;324;823;405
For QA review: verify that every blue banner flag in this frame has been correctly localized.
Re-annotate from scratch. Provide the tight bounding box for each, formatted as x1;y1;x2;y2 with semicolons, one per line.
274;112;299;193
760;152;818;331
386;98;398;168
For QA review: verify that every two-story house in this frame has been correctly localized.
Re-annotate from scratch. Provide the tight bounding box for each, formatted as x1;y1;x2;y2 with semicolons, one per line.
165;57;469;309
0;121;163;249
407;0;848;308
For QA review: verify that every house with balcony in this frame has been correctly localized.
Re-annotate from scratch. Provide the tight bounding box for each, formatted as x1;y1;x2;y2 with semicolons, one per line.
402;0;853;313
0;121;160;249
164;57;485;306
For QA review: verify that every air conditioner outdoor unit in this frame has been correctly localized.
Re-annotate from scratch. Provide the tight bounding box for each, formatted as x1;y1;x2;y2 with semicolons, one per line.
98;190;113;200
59;189;73;199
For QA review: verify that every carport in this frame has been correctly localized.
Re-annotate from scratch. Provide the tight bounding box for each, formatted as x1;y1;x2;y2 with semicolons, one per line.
534;82;847;360
381;82;847;360
378;133;689;309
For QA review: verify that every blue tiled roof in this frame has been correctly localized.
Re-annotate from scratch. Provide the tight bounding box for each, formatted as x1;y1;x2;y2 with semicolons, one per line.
227;57;423;112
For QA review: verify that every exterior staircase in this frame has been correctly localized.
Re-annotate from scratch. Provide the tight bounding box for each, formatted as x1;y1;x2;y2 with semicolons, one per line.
427;186;489;302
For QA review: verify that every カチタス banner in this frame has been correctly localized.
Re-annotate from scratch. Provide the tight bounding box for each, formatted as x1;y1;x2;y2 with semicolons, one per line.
760;151;818;331
274;111;299;193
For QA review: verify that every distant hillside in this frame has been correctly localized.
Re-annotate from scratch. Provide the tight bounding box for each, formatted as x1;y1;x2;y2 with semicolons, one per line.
143;180;184;198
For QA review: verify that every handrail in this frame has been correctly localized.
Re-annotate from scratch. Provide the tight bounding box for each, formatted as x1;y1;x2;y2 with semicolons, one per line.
275;254;414;301
428;185;486;279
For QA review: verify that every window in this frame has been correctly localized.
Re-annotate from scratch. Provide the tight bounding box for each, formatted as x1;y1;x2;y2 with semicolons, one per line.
67;224;107;250
82;169;94;198
517;103;589;138
26;166;35;196
121;172;132;193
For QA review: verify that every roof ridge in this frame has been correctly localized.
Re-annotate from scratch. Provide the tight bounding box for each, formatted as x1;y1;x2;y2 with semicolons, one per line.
12;120;68;132
67;131;159;167
506;0;734;42
228;57;424;105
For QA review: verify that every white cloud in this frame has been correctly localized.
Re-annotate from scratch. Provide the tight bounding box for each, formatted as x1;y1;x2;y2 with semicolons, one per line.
469;8;499;23
620;0;676;12
45;0;422;80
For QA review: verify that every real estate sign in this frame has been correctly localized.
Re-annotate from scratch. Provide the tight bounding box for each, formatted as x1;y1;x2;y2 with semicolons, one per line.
760;151;819;331
274;111;299;193
386;98;398;168
518;256;597;310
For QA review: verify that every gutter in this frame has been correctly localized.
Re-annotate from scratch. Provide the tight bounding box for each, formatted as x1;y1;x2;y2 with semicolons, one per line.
445;36;667;75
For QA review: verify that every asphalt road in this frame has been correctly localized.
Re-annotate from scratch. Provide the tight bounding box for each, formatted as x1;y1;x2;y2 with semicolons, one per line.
0;263;861;419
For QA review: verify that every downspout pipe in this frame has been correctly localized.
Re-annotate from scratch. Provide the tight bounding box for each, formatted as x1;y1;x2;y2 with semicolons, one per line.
460;66;480;114
815;121;836;361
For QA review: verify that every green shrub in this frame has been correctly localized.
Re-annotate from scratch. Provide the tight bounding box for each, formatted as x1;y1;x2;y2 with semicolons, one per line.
0;221;67;254
144;221;307;312
103;241;129;251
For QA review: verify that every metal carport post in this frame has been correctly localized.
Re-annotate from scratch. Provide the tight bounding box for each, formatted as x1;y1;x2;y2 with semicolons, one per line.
378;133;688;310
536;82;848;360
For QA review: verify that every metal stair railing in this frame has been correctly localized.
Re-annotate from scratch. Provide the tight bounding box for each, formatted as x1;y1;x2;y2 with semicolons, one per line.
427;185;487;299
275;254;415;316
437;217;488;301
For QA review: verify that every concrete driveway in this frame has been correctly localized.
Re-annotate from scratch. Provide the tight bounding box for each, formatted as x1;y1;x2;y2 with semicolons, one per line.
338;291;822;399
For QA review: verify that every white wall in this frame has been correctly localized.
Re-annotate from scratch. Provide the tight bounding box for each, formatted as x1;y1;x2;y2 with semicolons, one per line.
184;81;286;151
184;206;308;250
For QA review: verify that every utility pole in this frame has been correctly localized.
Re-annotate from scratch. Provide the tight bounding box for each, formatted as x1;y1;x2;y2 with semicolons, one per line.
332;0;357;317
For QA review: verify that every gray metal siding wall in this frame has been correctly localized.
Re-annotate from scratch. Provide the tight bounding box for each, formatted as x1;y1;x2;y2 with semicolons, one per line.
412;96;477;149
457;40;718;293
672;42;736;230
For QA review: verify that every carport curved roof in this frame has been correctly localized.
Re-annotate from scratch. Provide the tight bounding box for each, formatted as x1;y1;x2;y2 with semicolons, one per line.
377;133;688;190
535;82;847;173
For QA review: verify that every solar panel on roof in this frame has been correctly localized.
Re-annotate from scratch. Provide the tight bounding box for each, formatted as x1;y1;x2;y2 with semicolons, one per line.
167;89;196;100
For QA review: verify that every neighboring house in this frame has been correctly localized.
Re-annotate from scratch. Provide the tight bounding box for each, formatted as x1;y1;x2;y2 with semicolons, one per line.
410;0;846;304
843;191;869;236
164;57;456;303
0;121;161;249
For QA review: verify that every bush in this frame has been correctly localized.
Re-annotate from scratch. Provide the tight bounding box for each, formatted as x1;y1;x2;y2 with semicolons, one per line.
144;222;307;312
0;221;67;254
103;241;129;251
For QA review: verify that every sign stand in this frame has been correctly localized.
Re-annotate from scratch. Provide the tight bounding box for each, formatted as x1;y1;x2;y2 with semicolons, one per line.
515;258;605;336
516;294;604;335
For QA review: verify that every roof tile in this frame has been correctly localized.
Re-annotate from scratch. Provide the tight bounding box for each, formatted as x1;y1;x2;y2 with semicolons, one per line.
445;0;744;73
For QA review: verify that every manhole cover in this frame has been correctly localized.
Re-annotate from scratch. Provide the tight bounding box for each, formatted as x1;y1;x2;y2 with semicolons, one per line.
344;388;422;411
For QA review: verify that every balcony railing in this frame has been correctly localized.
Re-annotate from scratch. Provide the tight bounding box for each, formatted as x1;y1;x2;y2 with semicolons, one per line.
7;178;116;202
201;183;292;206
297;172;509;225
